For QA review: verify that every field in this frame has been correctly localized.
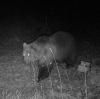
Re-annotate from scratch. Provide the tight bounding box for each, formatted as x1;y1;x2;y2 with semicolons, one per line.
0;32;100;99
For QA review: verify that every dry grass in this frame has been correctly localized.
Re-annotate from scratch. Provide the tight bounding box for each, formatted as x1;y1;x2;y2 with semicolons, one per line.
0;38;100;99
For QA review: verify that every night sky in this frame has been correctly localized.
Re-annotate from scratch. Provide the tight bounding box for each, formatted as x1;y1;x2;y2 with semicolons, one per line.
0;2;100;44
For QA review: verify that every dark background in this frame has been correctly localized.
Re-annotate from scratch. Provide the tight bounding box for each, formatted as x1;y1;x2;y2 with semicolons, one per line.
0;2;100;45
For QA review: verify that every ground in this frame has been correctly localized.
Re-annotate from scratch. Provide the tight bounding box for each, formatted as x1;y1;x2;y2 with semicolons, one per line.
0;39;100;99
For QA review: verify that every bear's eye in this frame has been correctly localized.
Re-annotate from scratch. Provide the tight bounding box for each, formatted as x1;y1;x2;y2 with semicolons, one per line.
27;53;30;57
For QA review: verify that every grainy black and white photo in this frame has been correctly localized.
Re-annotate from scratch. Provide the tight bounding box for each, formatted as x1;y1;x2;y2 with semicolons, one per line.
0;2;100;99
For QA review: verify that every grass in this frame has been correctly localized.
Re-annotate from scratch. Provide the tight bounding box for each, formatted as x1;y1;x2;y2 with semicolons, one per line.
0;23;100;98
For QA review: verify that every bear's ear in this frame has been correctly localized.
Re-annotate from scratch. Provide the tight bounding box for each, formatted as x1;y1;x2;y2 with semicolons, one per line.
23;42;28;48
